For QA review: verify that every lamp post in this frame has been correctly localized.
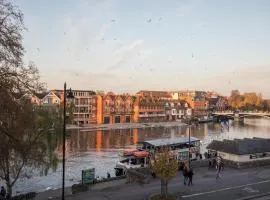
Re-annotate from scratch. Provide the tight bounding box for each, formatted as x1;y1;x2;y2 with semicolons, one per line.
62;83;74;200
188;119;196;169
188;120;191;169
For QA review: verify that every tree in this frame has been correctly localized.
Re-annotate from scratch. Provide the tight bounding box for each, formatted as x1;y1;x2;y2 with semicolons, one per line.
0;96;60;197
150;147;178;199
0;0;55;198
0;0;42;93
228;90;264;111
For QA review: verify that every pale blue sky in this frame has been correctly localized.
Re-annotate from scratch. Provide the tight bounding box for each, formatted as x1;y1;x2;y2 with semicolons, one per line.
15;0;270;97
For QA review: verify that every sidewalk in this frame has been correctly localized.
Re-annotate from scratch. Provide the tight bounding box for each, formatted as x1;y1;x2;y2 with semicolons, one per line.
67;121;187;132
36;166;270;200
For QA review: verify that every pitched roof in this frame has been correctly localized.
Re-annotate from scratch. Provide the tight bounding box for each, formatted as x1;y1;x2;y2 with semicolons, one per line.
207;137;270;155
35;92;48;99
141;136;200;147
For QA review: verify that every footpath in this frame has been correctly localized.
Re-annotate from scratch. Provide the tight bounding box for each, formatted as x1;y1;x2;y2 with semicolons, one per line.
67;121;187;132
36;166;270;200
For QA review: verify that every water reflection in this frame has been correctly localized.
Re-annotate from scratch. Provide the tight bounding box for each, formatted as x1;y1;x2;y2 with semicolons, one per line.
64;118;270;158
15;118;270;194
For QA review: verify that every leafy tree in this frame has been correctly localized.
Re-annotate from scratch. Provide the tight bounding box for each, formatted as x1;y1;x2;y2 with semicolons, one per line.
228;90;264;111
0;97;59;198
0;0;58;198
150;147;178;199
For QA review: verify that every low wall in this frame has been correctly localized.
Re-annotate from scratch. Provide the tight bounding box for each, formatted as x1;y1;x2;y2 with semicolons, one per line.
71;175;126;194
190;158;270;169
126;168;152;184
223;159;270;169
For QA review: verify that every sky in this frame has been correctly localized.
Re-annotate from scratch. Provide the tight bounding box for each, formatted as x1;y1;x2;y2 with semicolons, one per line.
15;0;270;97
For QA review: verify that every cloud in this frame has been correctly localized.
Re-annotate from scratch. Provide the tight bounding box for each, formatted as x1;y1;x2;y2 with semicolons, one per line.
60;68;117;80
95;23;111;41
107;39;145;70
114;39;144;54
61;16;94;55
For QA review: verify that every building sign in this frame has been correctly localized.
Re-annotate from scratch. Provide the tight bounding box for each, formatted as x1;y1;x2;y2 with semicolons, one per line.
82;168;95;184
178;149;189;161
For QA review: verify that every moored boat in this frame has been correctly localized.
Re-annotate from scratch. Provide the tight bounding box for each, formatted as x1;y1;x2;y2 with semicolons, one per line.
114;149;150;176
114;136;201;176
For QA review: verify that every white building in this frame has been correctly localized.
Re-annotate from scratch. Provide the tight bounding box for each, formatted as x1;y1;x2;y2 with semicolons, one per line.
207;137;270;163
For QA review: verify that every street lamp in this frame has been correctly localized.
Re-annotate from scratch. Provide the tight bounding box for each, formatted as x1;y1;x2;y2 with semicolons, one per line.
188;119;195;169
62;83;74;200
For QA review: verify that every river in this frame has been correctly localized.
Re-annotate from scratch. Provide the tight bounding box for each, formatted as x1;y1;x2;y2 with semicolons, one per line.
12;118;270;194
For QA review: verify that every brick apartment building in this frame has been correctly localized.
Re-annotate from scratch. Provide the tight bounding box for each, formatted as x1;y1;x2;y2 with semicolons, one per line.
96;92;135;124
133;96;166;122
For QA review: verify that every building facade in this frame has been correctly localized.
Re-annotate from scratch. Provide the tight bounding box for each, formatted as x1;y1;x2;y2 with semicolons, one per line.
20;92;42;105
193;98;209;117
52;89;97;125
133;96;166;123
96;92;135;124
164;100;192;121
207;138;270;163
136;90;172;100
177;90;196;109
209;96;228;112
40;91;61;105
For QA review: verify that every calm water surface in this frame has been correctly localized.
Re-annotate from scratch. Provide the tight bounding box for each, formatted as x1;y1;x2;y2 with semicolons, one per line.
13;118;270;194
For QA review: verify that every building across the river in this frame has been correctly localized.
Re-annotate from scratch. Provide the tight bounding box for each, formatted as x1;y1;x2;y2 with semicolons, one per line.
207;137;270;167
96;92;135;124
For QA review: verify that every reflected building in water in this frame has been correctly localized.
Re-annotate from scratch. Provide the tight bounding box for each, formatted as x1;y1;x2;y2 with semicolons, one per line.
59;119;270;168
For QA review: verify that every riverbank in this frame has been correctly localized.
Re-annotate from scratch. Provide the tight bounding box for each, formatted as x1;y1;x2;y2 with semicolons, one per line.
67;121;187;132
35;165;270;200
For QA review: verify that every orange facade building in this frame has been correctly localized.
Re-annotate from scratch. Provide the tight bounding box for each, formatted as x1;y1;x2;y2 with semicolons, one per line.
96;92;135;124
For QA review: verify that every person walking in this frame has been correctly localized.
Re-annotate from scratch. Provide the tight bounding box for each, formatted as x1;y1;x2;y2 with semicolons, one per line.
182;165;189;185
188;168;194;186
216;161;223;180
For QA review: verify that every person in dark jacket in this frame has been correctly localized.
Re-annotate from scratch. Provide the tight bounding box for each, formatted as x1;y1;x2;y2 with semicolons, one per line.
182;166;189;185
188;168;194;186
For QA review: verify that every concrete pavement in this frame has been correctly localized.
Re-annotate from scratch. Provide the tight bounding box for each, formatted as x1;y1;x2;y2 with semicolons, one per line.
37;166;270;200
68;121;186;132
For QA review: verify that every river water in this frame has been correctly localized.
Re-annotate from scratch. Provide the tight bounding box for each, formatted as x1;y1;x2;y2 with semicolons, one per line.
12;118;270;194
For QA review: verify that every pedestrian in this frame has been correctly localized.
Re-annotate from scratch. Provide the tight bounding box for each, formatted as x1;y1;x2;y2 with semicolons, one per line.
188;168;194;186
221;162;224;171
0;186;6;198
107;172;111;179
216;163;223;180
208;159;212;169
182;166;188;185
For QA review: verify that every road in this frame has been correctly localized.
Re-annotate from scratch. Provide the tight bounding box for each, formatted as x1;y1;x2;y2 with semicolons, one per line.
37;166;270;200
181;180;270;200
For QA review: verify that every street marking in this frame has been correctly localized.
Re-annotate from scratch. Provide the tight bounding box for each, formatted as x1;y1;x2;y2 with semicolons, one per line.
242;187;259;193
182;179;270;198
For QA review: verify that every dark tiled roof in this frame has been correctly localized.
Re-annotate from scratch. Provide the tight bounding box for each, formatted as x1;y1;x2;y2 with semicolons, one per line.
207;137;270;155
35;92;48;99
